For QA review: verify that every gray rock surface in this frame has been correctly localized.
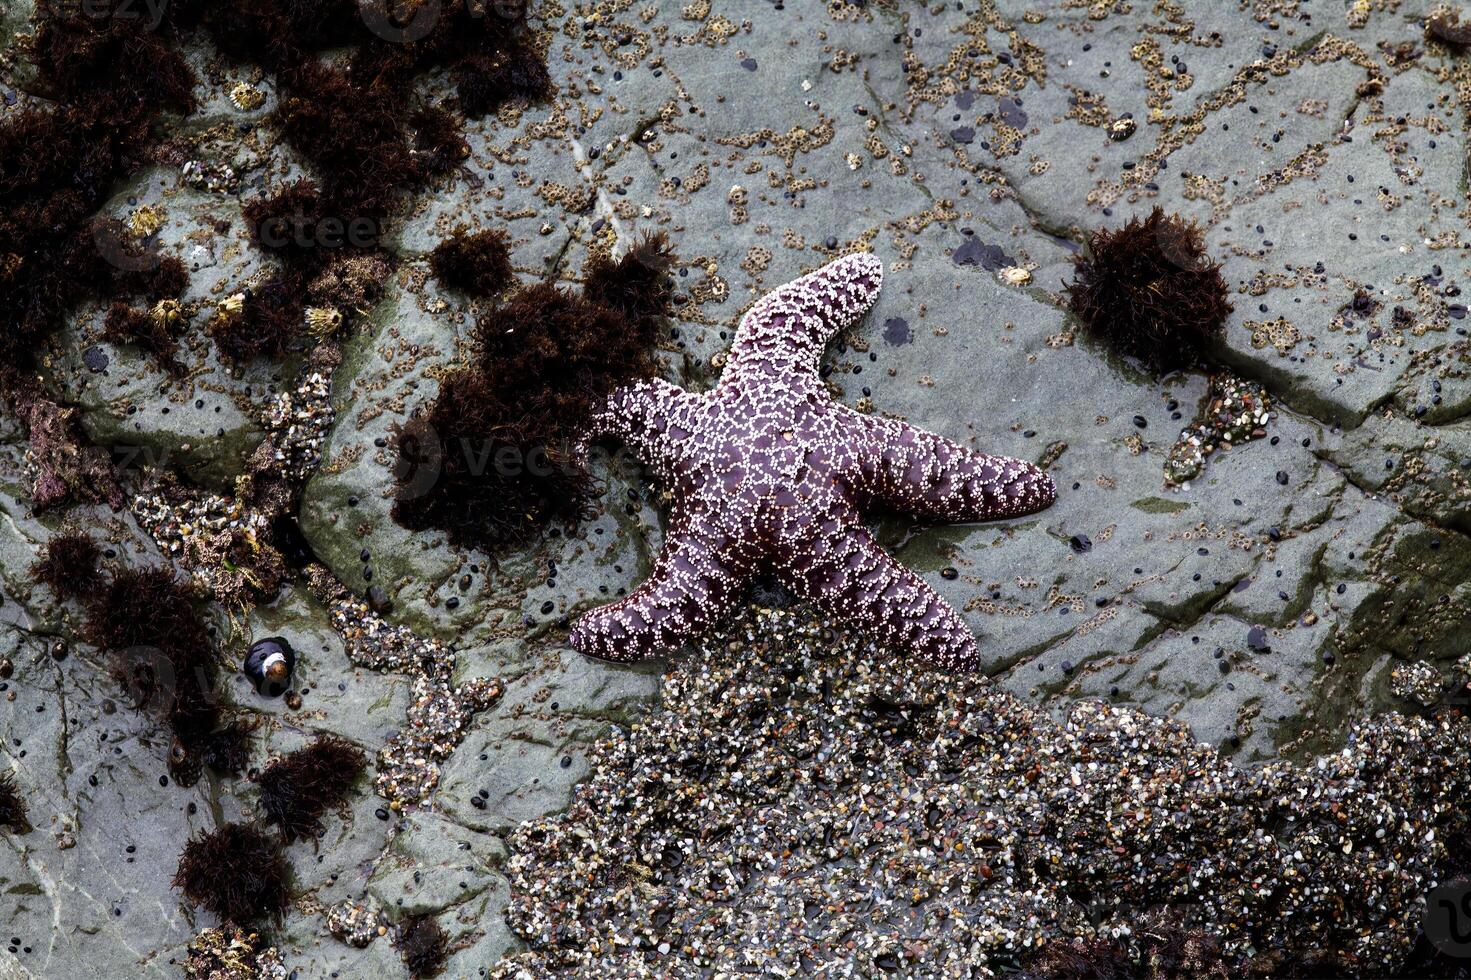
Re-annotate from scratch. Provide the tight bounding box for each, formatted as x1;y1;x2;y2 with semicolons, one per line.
1;0;1469;977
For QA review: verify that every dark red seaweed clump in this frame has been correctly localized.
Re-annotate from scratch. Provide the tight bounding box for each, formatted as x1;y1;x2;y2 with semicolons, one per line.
1063;207;1232;372
30;530;102;599
191;0;361;72
397;915;449;978
83;568;247;784
428;229;514;297
0;772;29;833
27;0;198;126
0;3;199;505
256;735;367;841
273;61;425;216
173;823;290;924
412;105;472;175
391;279;662;551
1428;8;1471;47
102;300;187;373
582;233;677;326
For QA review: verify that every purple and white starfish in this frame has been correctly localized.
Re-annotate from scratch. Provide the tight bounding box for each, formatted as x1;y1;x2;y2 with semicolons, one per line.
572;253;1056;671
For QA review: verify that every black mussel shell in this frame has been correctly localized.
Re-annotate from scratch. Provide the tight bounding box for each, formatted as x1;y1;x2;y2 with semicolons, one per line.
244;637;295;697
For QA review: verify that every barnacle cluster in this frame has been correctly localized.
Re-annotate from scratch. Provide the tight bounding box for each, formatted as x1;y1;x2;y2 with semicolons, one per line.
256;362;338;484
1019;914;1229;980
325;900;388;948
1163;373;1272;487
495;606;1471;978
1063;207;1233;372
305;567;503;812
183;926;286;980
130;480;289;607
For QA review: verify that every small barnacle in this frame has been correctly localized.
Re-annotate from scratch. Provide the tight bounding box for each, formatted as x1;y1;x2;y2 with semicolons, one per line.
229;81;266;111
243;637;295;698
213;293;246;327
1063;207;1232;372
150;298;187;330
999;266;1032;286
304;305;343;337
173;823;290;924
129;205;166;238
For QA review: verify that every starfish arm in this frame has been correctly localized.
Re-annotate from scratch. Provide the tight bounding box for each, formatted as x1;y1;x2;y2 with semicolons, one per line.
569;521;751;662
840;408;1057;522
782;518;978;671
727;253;884;378
574;377;689;469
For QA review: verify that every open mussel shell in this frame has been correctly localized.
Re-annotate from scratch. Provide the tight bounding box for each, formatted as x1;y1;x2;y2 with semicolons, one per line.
244;637;295;698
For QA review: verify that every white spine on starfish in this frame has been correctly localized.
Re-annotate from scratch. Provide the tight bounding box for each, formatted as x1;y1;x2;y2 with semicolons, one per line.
570;252;1057;670
574;377;690;486
727;253;884;381
836;405;1058;523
